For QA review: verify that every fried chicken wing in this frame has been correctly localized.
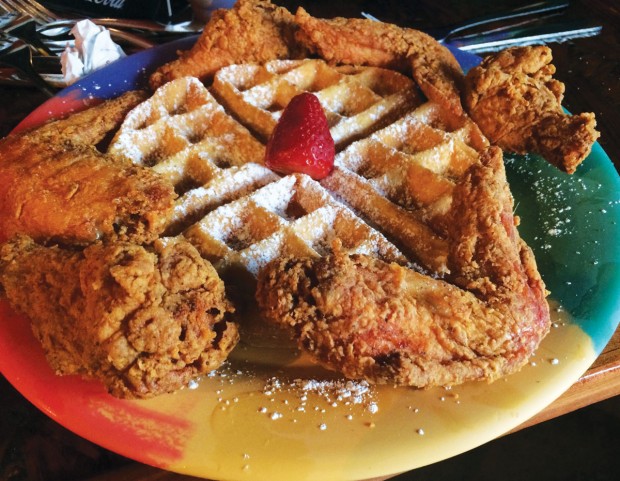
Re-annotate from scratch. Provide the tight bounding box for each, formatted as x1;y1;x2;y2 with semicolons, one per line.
463;46;599;173
0;91;176;245
0;236;238;398
294;7;465;117
256;147;550;387
149;0;305;89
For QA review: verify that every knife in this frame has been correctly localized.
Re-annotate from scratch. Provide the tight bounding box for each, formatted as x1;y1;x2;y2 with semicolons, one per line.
448;19;603;53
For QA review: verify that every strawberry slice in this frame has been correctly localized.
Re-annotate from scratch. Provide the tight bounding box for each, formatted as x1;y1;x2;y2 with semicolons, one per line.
265;93;335;180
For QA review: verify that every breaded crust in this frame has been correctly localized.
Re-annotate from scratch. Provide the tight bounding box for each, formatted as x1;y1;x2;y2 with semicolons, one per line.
0;236;238;398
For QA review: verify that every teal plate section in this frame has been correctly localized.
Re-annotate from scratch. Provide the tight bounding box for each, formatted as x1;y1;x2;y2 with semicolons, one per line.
505;145;620;352
448;44;620;353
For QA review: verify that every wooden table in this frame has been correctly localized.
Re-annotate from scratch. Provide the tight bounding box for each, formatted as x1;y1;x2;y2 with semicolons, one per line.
1;1;619;480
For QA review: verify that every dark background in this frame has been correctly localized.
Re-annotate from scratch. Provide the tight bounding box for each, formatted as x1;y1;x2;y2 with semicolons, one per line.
1;1;619;480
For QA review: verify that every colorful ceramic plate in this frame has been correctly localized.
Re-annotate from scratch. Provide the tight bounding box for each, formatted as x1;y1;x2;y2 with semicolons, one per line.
1;37;619;481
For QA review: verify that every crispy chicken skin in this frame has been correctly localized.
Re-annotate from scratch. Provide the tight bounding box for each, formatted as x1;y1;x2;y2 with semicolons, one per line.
150;1;464;116
257;147;550;387
149;0;305;89
0;91;176;245
463;46;599;174
294;7;465;117
0;236;238;398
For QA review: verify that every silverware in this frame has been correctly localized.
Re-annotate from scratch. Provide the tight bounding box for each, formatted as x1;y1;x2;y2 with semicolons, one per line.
1;13;54;55
2;0;604;90
0;15;159;52
0;38;55;95
0;0;199;89
0;0;55;24
361;0;602;52
426;0;571;43
0;0;201;33
451;19;603;53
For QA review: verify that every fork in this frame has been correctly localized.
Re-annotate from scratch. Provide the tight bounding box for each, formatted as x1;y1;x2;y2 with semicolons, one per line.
361;0;571;42
1;2;160;48
0;38;55;95
0;0;55;23
423;0;571;43
0;2;158;89
0;0;200;33
0;11;157;55
362;0;601;53
1;13;54;55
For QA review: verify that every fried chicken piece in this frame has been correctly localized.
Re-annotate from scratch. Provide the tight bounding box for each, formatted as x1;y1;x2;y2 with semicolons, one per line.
0;91;176;245
149;0;305;89
294;7;465;118
0;236;238;398
256;147;550;387
448;147;549;326
463;46;599;174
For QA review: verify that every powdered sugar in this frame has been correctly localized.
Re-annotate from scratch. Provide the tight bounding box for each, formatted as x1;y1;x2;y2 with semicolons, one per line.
261;377;379;416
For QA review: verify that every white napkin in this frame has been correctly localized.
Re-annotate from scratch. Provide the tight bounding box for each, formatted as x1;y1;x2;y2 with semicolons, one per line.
60;46;84;83
61;19;125;84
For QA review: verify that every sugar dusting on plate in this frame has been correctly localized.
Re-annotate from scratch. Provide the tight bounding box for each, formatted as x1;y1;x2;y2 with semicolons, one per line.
505;153;618;263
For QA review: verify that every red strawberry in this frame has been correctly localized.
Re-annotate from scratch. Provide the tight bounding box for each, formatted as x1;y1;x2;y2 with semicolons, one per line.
265;93;335;180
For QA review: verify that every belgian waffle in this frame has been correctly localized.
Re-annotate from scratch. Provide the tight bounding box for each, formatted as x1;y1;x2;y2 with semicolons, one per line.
107;77;408;277
108;66;487;281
